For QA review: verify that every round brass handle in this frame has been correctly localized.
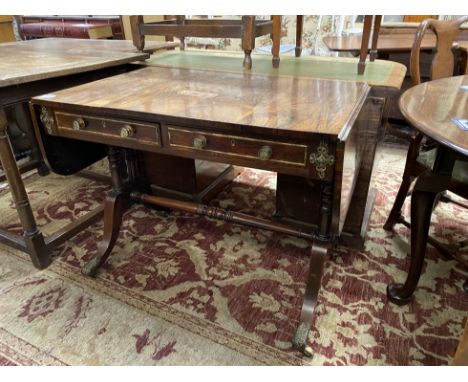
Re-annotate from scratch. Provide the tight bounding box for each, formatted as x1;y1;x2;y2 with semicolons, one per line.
120;124;135;138
72;118;86;131
193;135;207;150
258;145;272;161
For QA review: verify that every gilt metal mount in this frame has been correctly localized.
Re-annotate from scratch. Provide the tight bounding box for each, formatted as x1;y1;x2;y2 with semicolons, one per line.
39;106;54;134
309;141;334;179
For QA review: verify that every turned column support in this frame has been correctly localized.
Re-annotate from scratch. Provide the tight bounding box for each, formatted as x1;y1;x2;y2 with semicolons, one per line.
0;109;49;268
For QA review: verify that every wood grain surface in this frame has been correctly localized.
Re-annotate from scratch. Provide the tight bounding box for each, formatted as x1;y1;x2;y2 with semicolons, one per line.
399;75;468;155
323;33;437;53
0;38;152;87
33;65;370;139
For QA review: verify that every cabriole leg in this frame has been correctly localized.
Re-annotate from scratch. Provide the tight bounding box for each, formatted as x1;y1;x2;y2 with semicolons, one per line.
387;178;439;305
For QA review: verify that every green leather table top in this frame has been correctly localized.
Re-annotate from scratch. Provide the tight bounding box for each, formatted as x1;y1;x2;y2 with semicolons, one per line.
146;50;406;90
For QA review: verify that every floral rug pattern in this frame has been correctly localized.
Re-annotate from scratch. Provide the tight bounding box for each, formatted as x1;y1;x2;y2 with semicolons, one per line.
0;145;467;365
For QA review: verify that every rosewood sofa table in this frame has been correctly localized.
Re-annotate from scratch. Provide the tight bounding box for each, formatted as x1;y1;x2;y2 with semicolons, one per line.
144;51;407;249
0;38;152;269
31;65;371;356
387;75;468;304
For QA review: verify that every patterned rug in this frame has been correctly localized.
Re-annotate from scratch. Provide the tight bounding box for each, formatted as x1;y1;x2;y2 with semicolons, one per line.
0;145;467;365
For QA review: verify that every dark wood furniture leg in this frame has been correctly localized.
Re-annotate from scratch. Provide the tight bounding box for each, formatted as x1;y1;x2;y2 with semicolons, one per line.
387;145;458;305
292;182;333;357
271;15;281;68
358;15;373;75
130;15;145;51
176;16;186;50
295;16;303;57
241;16;256;69
0;109;49;268
163;15;175;42
387;172;440;305
369;15;382;61
82;146;130;277
293;241;329;357
383;134;424;231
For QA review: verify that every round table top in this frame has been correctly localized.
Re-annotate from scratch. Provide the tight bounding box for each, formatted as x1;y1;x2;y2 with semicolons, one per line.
399;75;468;156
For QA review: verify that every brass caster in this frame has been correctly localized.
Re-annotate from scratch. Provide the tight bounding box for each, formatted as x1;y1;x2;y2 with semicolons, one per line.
81;257;101;278
302;345;314;358
292;322;314;358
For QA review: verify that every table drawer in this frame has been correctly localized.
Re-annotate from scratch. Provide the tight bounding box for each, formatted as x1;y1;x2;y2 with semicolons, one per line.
54;112;161;148
167;126;308;168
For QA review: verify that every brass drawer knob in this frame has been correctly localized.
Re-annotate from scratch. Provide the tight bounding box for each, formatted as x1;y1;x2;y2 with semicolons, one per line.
72;118;86;130
193;135;207;150
120;124;135;138
258;145;272;161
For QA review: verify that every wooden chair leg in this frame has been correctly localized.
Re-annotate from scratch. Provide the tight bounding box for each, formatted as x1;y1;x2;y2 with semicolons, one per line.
271;15;281;68
384;134;424;231
383;175;413;230
295;15;304;57
369;15;382;61
241;16;256;69
387;180;439;305
163;15;175;42
129;15;145;51
176;16;186;50
358;15;373;74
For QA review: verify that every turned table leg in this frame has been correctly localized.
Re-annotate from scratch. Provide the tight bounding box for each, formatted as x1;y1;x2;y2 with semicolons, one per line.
82;147;131;277
0;109;49;269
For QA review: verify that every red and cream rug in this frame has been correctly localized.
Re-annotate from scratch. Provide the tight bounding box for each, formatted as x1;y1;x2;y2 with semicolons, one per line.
0;145;467;365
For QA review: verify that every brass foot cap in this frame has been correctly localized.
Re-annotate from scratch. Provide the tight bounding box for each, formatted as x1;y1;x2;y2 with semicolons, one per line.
81;257;100;278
